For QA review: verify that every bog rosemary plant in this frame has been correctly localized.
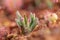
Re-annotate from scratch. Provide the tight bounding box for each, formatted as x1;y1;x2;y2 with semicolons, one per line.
15;11;38;35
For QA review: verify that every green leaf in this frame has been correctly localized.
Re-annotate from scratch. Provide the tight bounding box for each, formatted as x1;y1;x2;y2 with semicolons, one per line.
16;11;22;19
30;13;35;27
30;18;38;31
15;19;22;27
15;18;24;27
24;15;28;27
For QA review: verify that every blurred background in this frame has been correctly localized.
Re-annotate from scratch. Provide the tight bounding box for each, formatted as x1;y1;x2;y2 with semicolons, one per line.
0;0;60;28
0;0;59;26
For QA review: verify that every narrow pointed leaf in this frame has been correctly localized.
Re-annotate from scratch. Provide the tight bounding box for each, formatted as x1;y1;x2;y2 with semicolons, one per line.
16;11;22;19
24;15;28;27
